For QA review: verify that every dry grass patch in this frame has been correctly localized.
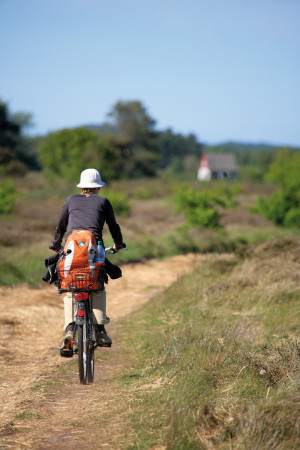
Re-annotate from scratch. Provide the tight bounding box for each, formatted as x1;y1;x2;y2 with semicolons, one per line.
120;238;300;448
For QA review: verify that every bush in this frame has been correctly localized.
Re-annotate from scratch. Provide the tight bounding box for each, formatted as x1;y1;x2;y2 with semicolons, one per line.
283;208;300;227
256;190;287;226
255;149;300;227
256;190;300;227
0;179;17;214
174;184;238;228
105;190;131;217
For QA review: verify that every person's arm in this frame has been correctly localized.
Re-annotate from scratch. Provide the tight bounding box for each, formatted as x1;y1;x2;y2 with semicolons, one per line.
51;199;69;250
104;198;123;248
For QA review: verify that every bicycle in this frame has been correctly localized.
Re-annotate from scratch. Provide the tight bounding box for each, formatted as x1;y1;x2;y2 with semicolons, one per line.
55;244;127;385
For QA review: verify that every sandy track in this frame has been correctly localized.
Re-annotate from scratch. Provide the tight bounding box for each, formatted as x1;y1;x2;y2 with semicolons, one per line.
0;254;203;448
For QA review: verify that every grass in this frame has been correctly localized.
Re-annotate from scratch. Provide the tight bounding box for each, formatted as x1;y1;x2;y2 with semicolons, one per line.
33;378;64;392
2;174;300;286
118;237;300;448
0;239;49;286
14;412;44;420
105;223;300;268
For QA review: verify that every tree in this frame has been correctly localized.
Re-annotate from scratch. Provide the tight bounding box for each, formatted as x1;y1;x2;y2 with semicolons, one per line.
155;129;202;175
107;100;156;142
104;101;159;177
264;148;300;189
39;127;120;184
0;100;37;175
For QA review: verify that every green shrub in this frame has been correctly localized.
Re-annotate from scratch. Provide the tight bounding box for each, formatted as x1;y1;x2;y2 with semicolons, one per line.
256;190;287;226
256;187;300;227
283;207;300;227
105;189;131;217
174;184;237;228
254;149;300;227
0;179;17;214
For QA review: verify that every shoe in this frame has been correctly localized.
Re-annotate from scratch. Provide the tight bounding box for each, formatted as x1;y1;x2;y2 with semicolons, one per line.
60;323;74;357
95;324;112;347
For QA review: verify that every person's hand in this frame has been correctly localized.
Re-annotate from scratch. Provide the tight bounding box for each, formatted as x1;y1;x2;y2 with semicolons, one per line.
113;243;126;253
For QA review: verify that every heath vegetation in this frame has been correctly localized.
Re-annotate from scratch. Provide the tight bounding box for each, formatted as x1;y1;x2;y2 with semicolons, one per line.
119;238;300;448
1;99;300;448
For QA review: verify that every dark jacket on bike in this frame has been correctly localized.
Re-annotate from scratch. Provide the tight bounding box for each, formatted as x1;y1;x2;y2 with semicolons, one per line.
51;194;123;250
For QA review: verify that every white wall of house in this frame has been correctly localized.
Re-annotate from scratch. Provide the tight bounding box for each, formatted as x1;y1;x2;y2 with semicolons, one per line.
197;167;212;181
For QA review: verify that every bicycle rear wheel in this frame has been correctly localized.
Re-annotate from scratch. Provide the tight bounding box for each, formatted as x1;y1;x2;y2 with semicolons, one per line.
78;323;88;385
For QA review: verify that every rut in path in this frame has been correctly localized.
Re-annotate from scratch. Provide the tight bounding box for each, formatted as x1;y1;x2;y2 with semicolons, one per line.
0;254;204;449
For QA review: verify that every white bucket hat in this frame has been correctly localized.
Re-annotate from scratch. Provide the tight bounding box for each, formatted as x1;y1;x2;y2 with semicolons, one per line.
77;168;105;188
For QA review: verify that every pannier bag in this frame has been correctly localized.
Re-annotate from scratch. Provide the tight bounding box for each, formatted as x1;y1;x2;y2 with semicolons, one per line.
57;230;105;291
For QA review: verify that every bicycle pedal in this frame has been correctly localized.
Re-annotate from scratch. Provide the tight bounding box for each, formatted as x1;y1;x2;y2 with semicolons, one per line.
97;343;112;348
60;347;74;358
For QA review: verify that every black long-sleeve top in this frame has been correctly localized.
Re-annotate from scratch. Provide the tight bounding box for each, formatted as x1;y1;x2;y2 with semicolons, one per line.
52;194;123;250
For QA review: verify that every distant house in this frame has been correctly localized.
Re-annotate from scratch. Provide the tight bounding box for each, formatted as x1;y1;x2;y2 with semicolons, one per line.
197;153;238;181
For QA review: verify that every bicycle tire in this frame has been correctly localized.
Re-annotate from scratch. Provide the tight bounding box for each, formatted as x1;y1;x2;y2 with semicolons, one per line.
87;294;95;384
78;323;88;385
87;345;94;383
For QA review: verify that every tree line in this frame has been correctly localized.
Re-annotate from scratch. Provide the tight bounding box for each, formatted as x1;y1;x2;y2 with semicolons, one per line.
1;98;299;186
2;99;300;228
0;100;202;181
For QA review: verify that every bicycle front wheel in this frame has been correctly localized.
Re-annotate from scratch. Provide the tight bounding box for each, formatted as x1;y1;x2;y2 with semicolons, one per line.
78;323;88;385
87;345;94;384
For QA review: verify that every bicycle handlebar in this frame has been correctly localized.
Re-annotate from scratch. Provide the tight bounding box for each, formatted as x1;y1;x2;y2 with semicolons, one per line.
49;243;127;255
105;243;128;254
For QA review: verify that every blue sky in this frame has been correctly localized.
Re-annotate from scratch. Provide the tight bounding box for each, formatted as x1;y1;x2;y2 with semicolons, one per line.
1;0;299;146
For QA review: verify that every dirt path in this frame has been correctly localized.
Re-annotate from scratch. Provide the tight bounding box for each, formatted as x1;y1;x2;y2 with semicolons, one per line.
0;254;204;449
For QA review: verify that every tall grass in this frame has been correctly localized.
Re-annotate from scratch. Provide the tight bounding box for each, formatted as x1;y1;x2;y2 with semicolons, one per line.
120;238;300;448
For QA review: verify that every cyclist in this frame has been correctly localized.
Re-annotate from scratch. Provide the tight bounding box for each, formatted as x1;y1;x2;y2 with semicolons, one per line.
50;168;125;352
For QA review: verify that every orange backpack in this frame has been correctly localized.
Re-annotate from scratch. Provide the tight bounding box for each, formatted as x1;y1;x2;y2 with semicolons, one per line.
57;230;105;291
